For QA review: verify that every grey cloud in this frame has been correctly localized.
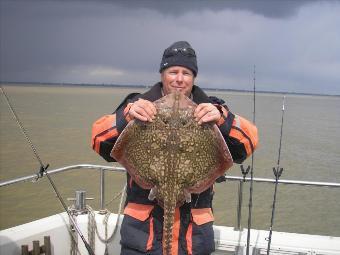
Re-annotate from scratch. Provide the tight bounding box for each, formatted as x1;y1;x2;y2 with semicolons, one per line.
1;0;340;94
1;0;318;18
82;0;317;19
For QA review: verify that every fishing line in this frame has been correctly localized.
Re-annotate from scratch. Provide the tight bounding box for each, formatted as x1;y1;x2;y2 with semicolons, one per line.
244;65;256;255
266;96;286;254
1;86;95;255
1;86;45;171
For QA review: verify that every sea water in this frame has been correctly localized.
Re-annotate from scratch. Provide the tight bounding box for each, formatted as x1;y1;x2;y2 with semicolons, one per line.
0;84;339;236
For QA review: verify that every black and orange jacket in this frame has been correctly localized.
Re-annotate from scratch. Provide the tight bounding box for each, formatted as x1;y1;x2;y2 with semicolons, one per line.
91;82;258;255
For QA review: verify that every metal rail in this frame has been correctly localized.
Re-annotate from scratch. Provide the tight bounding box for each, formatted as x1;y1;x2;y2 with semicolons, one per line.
1;164;339;224
1;164;339;188
0;164;125;187
225;175;340;188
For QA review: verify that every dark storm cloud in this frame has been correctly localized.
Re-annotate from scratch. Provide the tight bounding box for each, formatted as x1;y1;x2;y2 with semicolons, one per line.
1;0;340;94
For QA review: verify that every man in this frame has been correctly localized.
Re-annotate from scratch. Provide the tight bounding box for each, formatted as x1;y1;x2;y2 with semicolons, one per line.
91;41;258;255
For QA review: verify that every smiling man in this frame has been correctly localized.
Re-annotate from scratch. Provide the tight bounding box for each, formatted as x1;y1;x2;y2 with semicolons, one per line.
129;42;221;125
91;41;258;255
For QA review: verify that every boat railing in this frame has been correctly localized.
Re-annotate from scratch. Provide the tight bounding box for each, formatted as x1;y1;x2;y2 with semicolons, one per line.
1;164;340;230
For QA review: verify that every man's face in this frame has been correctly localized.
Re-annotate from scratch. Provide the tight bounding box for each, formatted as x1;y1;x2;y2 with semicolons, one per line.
161;66;195;97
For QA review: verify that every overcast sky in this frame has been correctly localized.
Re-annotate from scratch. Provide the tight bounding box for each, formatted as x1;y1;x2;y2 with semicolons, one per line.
1;0;339;95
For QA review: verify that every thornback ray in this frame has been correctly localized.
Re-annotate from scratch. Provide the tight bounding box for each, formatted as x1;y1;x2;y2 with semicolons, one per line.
111;91;233;254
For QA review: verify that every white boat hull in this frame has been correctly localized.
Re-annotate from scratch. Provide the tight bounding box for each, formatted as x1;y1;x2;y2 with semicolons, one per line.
1;211;339;255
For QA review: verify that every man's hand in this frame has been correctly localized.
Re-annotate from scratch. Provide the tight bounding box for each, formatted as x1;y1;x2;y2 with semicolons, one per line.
128;98;157;122
194;103;222;125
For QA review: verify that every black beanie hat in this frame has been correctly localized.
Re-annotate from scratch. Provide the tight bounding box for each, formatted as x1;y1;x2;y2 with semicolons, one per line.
159;41;198;77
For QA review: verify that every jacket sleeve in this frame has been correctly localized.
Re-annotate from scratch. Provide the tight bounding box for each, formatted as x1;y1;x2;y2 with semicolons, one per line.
91;93;140;162
210;96;258;164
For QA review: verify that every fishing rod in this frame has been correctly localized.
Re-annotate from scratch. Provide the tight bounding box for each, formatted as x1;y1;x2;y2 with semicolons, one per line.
266;96;285;254
1;86;95;255
244;65;256;255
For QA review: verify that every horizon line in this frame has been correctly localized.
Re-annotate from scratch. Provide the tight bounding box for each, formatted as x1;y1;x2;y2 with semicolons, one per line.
1;81;339;97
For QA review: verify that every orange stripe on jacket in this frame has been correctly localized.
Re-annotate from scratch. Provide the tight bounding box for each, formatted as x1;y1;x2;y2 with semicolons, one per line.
92;115;116;138
229;115;258;156
94;128;118;154
91;114;116;146
123;203;154;221
146;216;154;250
186;223;193;255
191;208;214;225
185;208;214;255
123;203;155;251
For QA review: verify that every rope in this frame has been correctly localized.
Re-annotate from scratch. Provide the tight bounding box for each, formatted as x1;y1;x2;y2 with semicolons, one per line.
68;184;126;255
87;184;126;244
69;212;80;255
88;209;96;252
68;205;95;255
104;186;126;207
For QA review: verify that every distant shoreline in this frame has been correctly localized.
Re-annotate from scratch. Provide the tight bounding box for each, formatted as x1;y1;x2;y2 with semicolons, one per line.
1;81;339;97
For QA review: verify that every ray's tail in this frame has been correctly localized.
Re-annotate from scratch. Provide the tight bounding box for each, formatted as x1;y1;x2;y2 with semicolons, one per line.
162;195;177;255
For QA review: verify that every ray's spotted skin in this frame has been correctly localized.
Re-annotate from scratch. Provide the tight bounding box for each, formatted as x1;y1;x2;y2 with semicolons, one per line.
111;91;233;254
